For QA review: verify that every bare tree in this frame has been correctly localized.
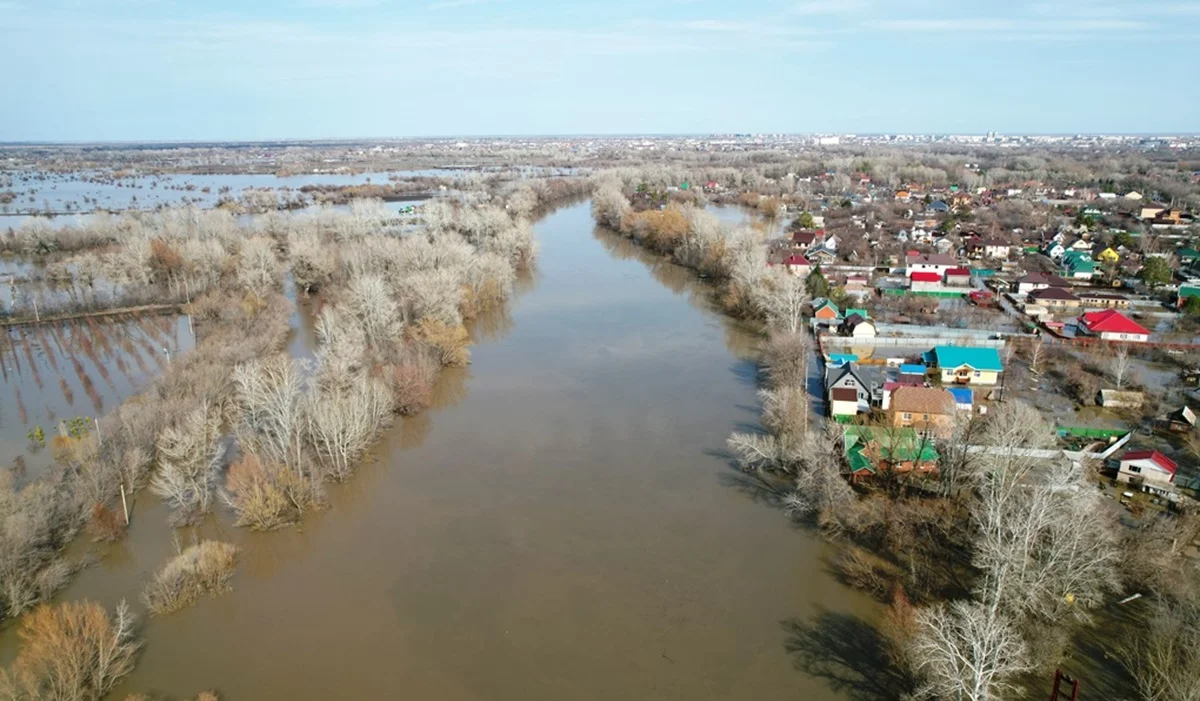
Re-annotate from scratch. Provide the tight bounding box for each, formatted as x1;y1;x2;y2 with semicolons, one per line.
757;268;811;335
909;600;1033;701
305;374;393;481
782;424;857;530
232;356;308;474
591;182;631;229
1123;596;1200;701
236;236;281;295
346;273;402;347
151;400;225;519
1110;343;1134;390
1027;337;1045;386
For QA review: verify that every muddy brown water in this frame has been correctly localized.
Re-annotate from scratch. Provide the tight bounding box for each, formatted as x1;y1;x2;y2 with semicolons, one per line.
2;202;875;700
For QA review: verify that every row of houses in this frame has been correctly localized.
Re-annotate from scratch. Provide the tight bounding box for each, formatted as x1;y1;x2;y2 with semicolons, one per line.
825;345;1003;426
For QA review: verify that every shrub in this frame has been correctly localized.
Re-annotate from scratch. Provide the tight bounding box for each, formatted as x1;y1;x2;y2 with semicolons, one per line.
387;350;439;416
408;318;471;367
142;541;239;616
87;504;127;543
0;599;139;701
222;454;318;531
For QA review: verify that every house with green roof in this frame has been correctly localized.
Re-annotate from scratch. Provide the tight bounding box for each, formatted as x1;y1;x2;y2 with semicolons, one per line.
1178;284;1200;310
930;345;1003;386
843;426;940;480
1178;247;1200;266
1060;250;1095;280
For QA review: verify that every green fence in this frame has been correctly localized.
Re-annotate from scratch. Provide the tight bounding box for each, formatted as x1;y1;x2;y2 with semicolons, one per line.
1055;427;1128;439
882;289;966;298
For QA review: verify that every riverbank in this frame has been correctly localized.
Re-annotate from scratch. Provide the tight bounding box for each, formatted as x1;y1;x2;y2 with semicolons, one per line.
3;200;874;700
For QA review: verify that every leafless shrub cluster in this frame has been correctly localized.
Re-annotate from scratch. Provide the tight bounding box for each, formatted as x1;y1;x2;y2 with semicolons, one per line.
142;540;239;616
0;471;81;622
0;599;138;701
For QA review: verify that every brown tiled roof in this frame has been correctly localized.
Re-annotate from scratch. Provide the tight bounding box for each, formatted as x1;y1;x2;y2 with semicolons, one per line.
892;387;954;415
1029;286;1080;301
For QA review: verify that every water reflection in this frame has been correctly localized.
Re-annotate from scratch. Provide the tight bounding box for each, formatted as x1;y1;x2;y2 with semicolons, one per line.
1;313;195;482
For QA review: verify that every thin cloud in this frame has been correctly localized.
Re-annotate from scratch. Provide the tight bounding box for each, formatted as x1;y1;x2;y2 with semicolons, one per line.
870;17;1153;33
789;0;868;14
428;0;482;8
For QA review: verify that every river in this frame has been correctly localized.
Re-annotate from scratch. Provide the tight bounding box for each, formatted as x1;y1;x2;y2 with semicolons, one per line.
2;201;874;700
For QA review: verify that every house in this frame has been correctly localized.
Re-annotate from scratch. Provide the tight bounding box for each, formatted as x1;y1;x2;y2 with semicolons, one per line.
843;275;871;299
943;267;970;287
782;254;811;277
812;298;841;324
910;271;944;292
1140;205;1166;221
1077;309;1150;342
1027;286;1081;308
906;252;959;278
791;231;817;250
1015;272;1071;295
841;313;877;338
1098;389;1144;409
808;247;838;265
1124;191;1144;201
1177;247;1200;266
928;200;951;214
948;387;973;412
826;363;871;413
963;236;985;259
843;426;940;479
1078;291;1130;309
830;388;859;419
1061;251;1095;280
895;189;912;202
1116;449;1177;494
1043;241;1066;261
891;386;956;436
931;345;1003;385
1178;284;1200;309
983;239;1011;260
1094;246;1120;264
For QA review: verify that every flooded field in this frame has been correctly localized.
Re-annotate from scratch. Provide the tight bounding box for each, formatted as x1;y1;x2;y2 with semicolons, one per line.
0;201;872;700
0;313;193;481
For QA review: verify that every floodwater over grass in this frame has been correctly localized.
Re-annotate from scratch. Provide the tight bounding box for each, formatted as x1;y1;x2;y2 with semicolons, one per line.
0;201;872;700
0;313;194;481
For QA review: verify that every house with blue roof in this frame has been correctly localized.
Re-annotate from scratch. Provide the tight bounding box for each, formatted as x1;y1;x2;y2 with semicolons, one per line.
931;345;1003;386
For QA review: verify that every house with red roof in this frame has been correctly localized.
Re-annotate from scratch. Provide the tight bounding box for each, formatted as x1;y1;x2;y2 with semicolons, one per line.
1077;309;1150;343
782;254;811;277
910;271;943;292
1117;449;1177;494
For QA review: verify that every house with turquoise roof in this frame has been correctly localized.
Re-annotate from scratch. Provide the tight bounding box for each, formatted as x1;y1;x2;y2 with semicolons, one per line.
1060;250;1095;280
929;346;1003;386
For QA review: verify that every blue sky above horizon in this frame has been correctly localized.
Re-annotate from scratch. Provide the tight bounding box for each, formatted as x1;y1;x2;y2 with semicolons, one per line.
1;0;1198;141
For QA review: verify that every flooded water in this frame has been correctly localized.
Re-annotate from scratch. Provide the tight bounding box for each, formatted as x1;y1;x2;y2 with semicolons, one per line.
1;202;872;700
0;313;193;480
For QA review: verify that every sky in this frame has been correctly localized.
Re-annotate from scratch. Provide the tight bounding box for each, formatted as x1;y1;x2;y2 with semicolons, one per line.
1;0;1199;141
